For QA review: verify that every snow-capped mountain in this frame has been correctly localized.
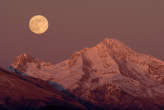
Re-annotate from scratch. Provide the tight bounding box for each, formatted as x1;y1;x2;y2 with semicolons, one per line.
12;38;164;110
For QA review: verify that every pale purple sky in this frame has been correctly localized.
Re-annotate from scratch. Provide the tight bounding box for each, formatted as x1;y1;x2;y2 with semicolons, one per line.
1;0;164;68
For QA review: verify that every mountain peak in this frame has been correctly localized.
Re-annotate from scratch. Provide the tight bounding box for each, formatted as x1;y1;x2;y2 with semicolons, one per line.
96;38;132;51
102;38;121;43
95;38;136;61
103;38;133;50
12;53;40;72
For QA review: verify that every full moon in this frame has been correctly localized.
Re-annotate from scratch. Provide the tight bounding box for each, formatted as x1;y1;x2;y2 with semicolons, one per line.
29;15;48;34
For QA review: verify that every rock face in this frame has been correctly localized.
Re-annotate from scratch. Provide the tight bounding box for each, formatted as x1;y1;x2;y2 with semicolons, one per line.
12;38;164;110
0;68;86;110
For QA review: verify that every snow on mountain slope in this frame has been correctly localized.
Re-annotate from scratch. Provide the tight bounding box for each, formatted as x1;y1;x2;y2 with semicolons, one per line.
12;38;164;109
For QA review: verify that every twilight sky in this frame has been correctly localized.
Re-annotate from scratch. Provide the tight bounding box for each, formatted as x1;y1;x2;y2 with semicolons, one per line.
1;0;164;68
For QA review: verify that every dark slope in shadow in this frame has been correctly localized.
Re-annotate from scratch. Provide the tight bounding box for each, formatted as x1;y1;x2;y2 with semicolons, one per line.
0;67;87;110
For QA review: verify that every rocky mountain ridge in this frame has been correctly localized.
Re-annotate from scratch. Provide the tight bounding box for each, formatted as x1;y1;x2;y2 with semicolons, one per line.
12;38;164;110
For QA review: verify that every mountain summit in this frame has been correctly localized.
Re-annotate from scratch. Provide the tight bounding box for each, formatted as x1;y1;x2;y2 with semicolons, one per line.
12;38;164;110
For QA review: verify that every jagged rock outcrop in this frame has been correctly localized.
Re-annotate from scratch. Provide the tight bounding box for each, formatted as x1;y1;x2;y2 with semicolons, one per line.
12;53;41;72
12;38;164;110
